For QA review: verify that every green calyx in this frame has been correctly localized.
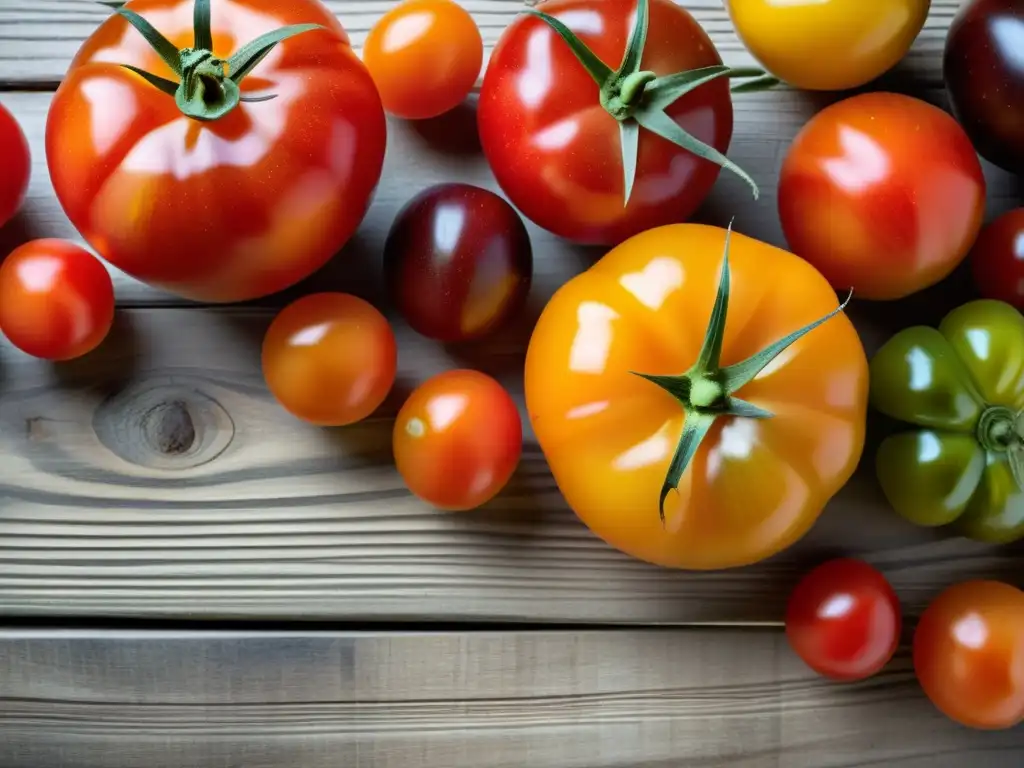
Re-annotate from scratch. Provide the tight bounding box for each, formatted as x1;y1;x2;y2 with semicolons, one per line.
977;405;1024;491
105;0;324;121
631;222;852;523
525;0;775;205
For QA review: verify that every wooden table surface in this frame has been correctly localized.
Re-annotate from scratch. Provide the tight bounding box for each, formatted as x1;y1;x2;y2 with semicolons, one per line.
1;0;1022;765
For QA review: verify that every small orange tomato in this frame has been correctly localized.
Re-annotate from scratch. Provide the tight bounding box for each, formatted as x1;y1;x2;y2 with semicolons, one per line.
363;0;483;120
262;293;397;426
0;239;114;361
393;370;522;510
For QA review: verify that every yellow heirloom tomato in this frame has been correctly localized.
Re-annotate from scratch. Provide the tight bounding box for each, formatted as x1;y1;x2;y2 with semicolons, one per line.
524;224;869;570
725;0;931;91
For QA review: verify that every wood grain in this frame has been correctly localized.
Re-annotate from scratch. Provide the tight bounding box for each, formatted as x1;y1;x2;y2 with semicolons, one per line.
3;629;1024;768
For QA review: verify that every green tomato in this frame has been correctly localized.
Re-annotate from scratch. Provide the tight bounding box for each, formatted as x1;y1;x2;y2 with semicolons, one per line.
870;300;1024;543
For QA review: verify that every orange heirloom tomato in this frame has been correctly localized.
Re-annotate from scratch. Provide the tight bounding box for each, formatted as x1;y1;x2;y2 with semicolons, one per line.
524;224;868;569
363;0;483;120
45;0;386;303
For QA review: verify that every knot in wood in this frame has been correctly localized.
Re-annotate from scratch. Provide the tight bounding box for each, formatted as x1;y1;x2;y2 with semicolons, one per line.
141;400;196;455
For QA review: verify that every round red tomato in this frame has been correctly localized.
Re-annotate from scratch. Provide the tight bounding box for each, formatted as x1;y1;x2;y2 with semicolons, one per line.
363;0;483;120
785;558;901;681
478;0;751;246
779;92;986;301
393;370;522;511
262;293;397;426
45;0;386;303
970;209;1024;311
0;100;30;229
0;239;115;361
383;183;532;342
914;580;1024;730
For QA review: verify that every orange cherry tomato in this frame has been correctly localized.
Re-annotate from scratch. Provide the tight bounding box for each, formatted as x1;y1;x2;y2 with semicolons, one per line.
393;370;522;510
363;0;483;120
914;580;1024;730
524;223;869;569
262;293;397;426
0;239;115;361
0;99;30;229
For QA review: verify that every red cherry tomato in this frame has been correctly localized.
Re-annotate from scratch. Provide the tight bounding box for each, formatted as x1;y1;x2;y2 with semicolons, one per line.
914;580;1024;730
384;183;532;342
785;558;901;682
262;293;397;427
970;209;1024;310
0;239;115;361
478;0;736;246
779;92;986;301
0;99;30;229
393;370;522;510
363;0;483;120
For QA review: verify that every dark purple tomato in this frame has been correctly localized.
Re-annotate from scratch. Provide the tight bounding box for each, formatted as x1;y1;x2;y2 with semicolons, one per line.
944;0;1024;174
970;208;1024;310
383;183;532;342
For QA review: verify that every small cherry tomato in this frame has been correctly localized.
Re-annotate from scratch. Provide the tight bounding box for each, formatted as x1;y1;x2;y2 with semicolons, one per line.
914;580;1024;730
726;0;930;91
393;369;522;510
262;293;397;427
384;183;533;342
0;100;30;229
363;0;483;120
779;92;986;301
0;239;114;361
785;558;901;681
970;209;1024;311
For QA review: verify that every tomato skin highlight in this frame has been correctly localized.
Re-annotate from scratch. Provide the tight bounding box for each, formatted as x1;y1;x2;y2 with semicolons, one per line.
914;580;1024;730
383;183;532;342
970;209;1024;311
0;239;115;361
778;92;986;301
785;558;901;682
0;100;30;229
261;293;397;427
478;0;734;246
726;0;930;91
363;0;483;120
45;0;387;303
393;370;523;511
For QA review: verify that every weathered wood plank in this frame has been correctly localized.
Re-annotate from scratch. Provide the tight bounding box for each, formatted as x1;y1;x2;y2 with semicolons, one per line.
2;629;1022;768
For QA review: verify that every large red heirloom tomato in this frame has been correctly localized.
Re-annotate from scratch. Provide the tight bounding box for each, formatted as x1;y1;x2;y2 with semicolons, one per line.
478;0;765;246
46;0;386;303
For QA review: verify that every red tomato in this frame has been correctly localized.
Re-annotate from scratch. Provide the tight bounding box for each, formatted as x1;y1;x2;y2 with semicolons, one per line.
0;100;30;229
363;0;483;120
478;0;737;246
970;208;1024;310
45;0;386;303
779;92;986;301
785;558;901;681
393;370;522;510
262;293;397;426
0;239;115;361
914;580;1024;730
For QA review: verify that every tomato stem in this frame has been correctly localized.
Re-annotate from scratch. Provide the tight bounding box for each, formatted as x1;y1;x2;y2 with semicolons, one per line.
630;221;853;523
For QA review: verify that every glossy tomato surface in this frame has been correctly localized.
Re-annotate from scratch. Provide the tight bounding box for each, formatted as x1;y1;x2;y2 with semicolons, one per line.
0;239;115;361
478;0;733;246
46;0;386;303
971;209;1024;310
785;559;901;681
384;183;532;342
914;580;1024;730
393;370;522;511
363;0;483;120
726;0;930;91
945;0;1024;174
524;224;869;569
262;293;397;426
0;100;30;229
779;92;986;301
